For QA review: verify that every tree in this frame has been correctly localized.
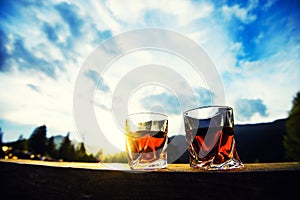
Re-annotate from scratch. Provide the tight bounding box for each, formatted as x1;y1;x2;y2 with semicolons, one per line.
58;132;75;161
74;142;97;162
0;127;4;158
15;134;28;151
28;125;47;156
95;149;104;163
103;151;128;163
46;136;57;159
0;127;3;145
284;91;300;161
78;142;86;155
74;142;86;161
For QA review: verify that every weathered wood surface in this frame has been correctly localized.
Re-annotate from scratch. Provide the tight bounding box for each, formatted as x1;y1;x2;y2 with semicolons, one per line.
1;159;300;199
2;159;300;172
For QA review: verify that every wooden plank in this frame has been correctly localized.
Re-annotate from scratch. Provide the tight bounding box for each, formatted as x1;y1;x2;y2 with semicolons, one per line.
1;160;300;199
1;159;300;172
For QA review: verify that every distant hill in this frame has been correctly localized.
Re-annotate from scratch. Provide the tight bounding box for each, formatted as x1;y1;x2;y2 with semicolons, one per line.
235;118;287;163
167;119;289;164
167;135;189;164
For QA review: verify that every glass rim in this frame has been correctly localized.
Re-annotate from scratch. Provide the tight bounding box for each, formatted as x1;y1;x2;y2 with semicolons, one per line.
127;112;168;118
183;105;232;115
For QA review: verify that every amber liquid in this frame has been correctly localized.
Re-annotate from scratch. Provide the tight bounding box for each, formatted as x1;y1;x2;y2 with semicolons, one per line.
125;131;168;164
186;126;241;166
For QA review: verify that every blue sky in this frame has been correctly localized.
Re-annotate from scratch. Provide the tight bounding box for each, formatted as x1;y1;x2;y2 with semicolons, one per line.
0;0;300;150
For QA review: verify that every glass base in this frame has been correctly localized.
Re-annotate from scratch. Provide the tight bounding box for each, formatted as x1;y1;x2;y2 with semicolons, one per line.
190;157;214;169
209;159;244;170
129;158;167;170
191;158;244;170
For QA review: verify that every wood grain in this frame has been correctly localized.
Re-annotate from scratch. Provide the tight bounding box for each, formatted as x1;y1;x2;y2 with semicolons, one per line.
1;160;300;199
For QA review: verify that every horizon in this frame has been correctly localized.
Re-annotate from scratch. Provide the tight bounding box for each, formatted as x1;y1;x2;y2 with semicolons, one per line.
1;0;300;154
1;116;287;142
1;116;287;157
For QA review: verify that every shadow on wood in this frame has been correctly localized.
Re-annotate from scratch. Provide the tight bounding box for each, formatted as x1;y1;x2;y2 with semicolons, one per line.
1;161;300;199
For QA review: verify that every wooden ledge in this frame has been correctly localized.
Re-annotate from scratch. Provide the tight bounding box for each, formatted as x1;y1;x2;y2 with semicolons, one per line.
1;159;300;172
1;159;300;199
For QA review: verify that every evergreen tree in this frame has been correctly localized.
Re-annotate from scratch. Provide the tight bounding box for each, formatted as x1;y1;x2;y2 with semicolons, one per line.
58;132;75;161
69;144;75;161
284;92;300;161
95;149;104;162
0;128;4;158
15;134;28;151
74;142;97;162
46;136;57;159
78;142;86;155
28;125;47;156
74;142;86;161
0;127;3;145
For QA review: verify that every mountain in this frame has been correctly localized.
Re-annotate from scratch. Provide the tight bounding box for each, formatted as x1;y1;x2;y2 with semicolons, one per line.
235;118;287;163
167;135;189;164
167;118;288;163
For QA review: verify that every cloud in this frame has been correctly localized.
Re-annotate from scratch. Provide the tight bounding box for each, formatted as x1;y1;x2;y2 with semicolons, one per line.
138;87;214;115
140;93;181;115
223;45;300;124
54;2;84;38
0;118;37;141
27;84;40;93
106;0;213;28
0;67;78;141
85;69;110;92
235;98;268;121
0;3;65;77
13;37;58;77
222;0;258;24
225;0;300;63
42;22;59;43
0;28;9;71
0;0;299;144
92;29;112;45
194;87;214;107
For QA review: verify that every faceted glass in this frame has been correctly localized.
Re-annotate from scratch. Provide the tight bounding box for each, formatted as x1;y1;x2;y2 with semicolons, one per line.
184;106;244;170
125;112;168;169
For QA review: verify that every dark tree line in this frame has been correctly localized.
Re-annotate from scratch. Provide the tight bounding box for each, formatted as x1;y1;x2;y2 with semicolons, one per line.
0;124;127;163
284;91;300;161
1;125;96;162
0;128;4;158
56;132;95;162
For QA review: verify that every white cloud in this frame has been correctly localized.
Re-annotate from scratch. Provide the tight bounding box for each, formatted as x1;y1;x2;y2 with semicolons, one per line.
262;0;277;10
105;0;146;25
222;0;258;23
105;0;213;30
0;67;76;133
0;1;232;144
225;46;300;123
151;0;213;26
254;32;265;44
1;0;300;151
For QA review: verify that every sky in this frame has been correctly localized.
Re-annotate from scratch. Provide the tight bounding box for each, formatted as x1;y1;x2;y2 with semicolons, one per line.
0;0;300;154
